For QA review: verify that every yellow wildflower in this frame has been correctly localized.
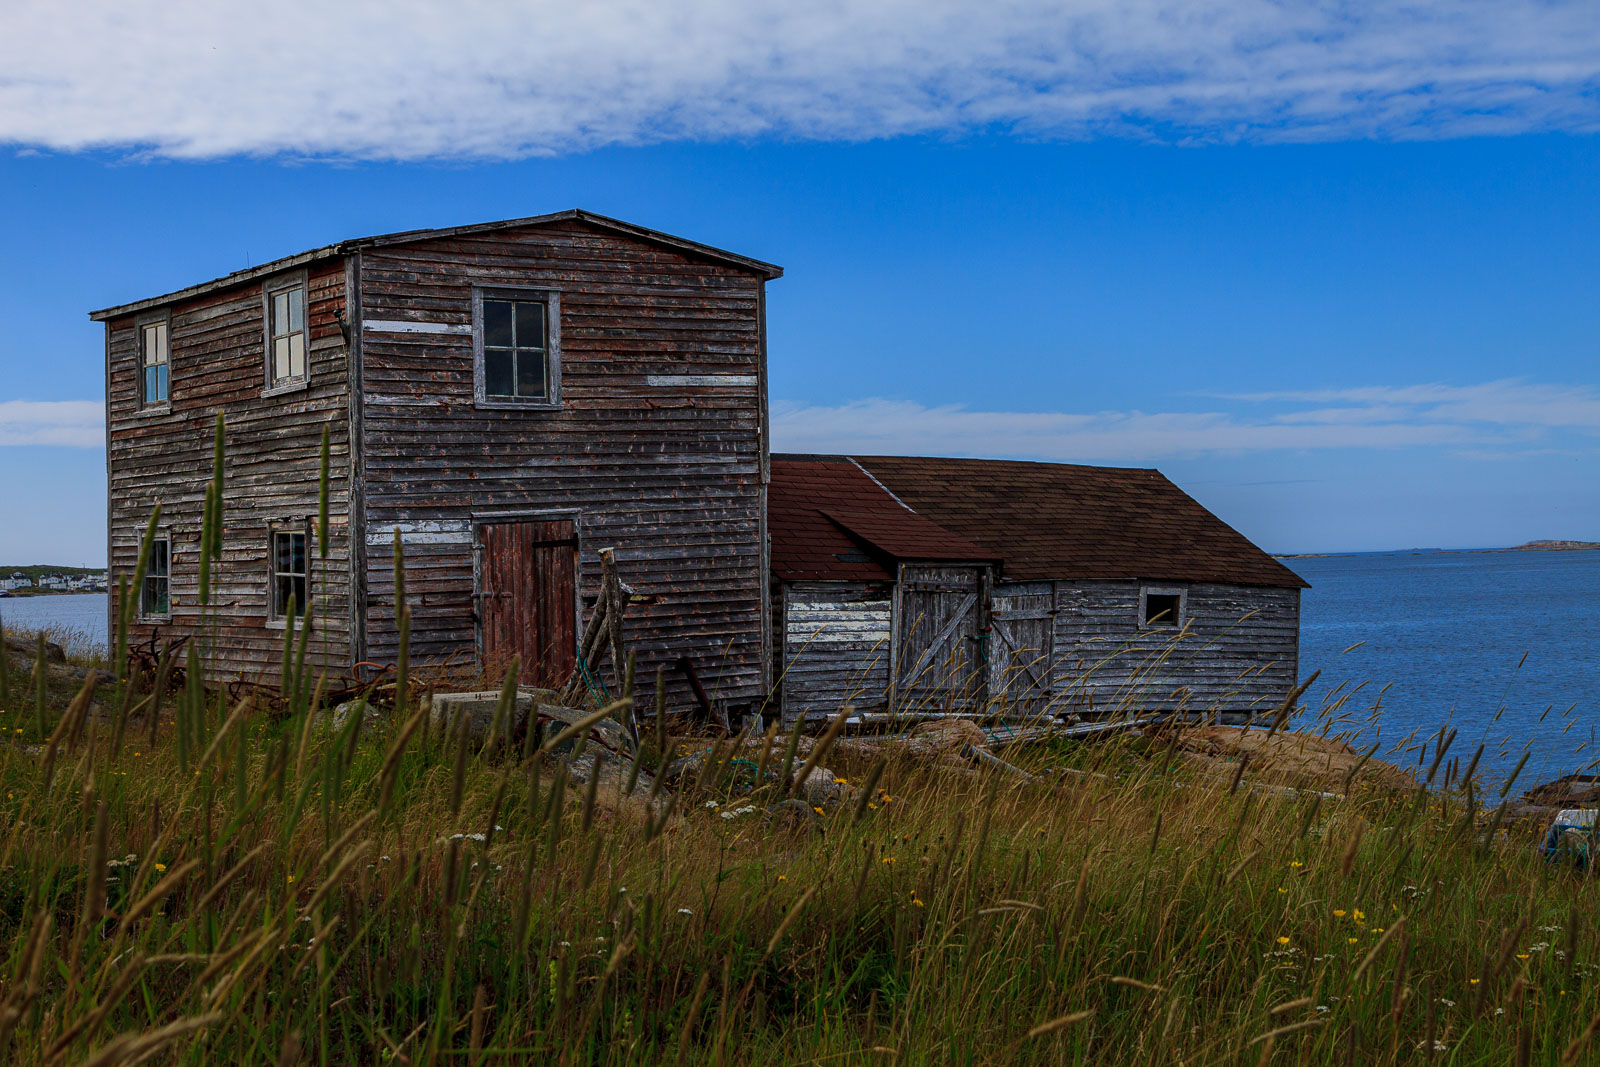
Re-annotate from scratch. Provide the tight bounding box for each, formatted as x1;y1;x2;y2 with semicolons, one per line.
1289;860;1303;868
813;807;824;815
1276;936;1291;945
1277;887;1288;894
1470;979;1480;985
1517;953;1530;960
883;856;895;865
1348;937;1358;944
911;898;924;908
1333;909;1347;918
777;875;786;882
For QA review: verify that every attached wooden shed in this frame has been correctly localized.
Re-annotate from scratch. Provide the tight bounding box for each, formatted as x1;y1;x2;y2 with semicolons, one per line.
770;454;1308;724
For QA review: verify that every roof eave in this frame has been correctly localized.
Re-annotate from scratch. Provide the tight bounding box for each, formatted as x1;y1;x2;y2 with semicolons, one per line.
88;243;349;322
347;208;784;279
89;208;783;322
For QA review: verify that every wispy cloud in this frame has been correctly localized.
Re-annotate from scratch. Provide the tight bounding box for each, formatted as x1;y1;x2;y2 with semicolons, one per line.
773;380;1600;462
0;401;104;448
2;1;1598;160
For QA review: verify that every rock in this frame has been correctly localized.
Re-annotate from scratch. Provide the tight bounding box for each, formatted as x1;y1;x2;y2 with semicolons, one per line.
792;764;854;807
660;754;703;788
766;798;821;831
533;703;627;755
327;700;384;737
3;633;66;664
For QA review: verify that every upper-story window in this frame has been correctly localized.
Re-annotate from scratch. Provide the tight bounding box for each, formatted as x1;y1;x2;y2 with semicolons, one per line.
473;288;561;408
139;317;170;408
265;277;308;390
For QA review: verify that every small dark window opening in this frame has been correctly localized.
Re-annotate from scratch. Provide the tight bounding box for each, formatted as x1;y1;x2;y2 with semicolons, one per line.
271;529;308;619
140;322;169;406
1144;592;1181;627
482;297;548;400
141;538;170;618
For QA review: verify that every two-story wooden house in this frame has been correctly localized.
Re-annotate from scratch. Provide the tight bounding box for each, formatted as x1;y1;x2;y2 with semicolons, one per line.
92;210;781;714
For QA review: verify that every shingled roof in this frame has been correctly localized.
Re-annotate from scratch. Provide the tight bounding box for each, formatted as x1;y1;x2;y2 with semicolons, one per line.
771;454;1307;589
769;457;995;581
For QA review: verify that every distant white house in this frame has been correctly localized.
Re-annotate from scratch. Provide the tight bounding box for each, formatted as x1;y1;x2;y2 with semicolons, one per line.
1;574;31;591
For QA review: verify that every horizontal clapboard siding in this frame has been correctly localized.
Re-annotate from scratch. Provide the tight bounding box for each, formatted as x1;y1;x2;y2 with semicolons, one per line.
1051;580;1299;721
357;219;769;712
780;582;893;719
775;577;1298;723
106;260;353;682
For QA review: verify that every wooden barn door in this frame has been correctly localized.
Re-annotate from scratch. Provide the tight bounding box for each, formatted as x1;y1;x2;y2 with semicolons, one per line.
894;564;987;711
478;520;578;689
989;589;1054;718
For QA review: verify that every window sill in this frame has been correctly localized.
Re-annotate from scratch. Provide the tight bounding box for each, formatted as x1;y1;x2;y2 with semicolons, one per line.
125;404;173;421
136;614;172;625
263;377;311;399
474;398;561;412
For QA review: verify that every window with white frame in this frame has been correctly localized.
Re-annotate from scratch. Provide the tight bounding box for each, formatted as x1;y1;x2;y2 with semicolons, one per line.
473;288;560;406
270;527;309;620
140;537;171;619
139;318;170;407
266;280;308;387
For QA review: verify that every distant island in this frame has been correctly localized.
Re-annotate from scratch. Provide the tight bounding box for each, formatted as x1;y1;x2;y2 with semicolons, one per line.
1275;540;1599;560
0;564;108;596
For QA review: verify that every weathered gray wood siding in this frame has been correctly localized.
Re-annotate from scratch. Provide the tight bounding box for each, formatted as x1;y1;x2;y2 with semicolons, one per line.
780;582;892;718
105;261;353;681
1050;581;1300;721
356;219;768;711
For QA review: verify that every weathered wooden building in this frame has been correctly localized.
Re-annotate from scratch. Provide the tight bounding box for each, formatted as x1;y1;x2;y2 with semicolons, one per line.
93;210;781;714
770;454;1308;723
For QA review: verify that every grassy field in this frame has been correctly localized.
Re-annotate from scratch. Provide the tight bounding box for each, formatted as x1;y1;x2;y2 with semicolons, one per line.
1;615;1596;1065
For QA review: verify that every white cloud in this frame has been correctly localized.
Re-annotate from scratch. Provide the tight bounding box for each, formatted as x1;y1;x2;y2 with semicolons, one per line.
2;1;1597;160
0;401;104;448
773;380;1600;461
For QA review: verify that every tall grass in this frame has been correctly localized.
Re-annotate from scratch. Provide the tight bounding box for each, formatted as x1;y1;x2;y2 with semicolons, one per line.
2;438;1596;1065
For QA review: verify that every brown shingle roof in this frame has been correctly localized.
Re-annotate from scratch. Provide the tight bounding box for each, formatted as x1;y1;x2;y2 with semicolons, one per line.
773;454;1307;589
769;457;994;581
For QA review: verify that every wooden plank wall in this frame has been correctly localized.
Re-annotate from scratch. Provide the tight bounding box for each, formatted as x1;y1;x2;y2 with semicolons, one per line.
1050;580;1300;722
780;581;892;720
775;577;1298;724
356;220;768;713
106;261;353;681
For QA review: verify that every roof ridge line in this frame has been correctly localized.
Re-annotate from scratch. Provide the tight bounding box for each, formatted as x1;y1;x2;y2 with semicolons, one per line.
845;457;916;514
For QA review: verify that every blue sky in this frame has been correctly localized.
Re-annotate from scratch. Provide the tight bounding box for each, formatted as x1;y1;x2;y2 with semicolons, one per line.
2;2;1598;565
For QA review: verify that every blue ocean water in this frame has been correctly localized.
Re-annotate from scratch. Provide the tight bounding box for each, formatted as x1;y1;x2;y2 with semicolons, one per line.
1291;548;1600;790
0;594;108;654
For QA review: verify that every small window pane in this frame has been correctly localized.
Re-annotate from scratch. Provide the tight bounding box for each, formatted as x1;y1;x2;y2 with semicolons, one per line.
514;301;545;350
288;333;305;378
287;288;304;332
153;365;168;403
149;539;169;577
484;300;513;348
516;352;546;399
273;292;289;334
274;338;290;381
153;323;168;363
484;348;514;398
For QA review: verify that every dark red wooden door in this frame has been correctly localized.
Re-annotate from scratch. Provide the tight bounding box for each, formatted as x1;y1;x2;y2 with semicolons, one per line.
479;520;578;688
